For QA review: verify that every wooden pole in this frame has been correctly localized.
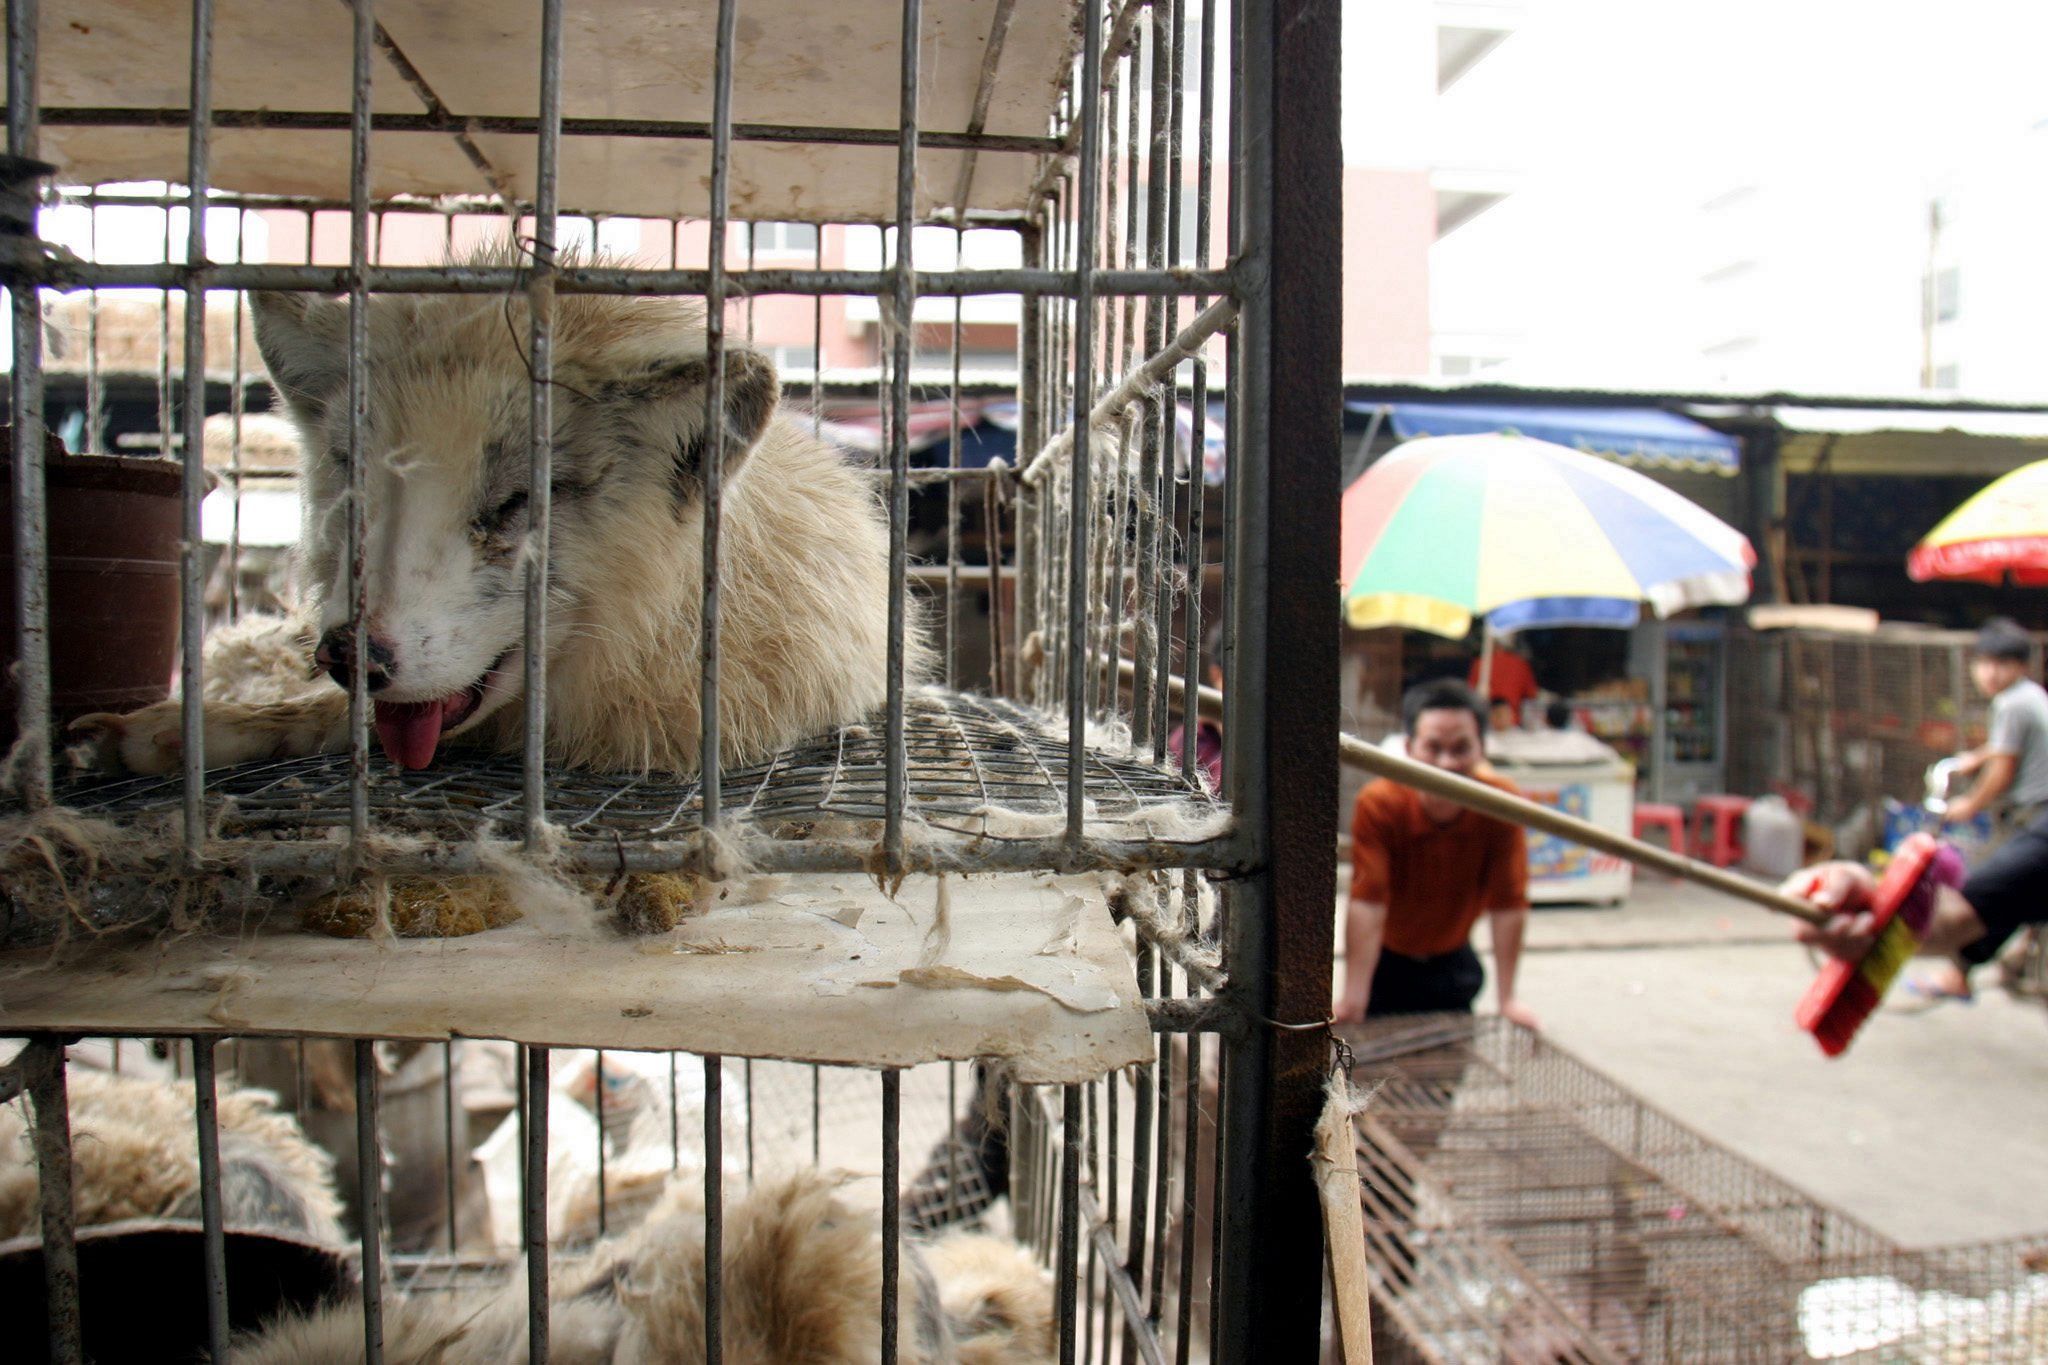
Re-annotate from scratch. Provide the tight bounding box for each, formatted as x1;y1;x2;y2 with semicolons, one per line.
1127;659;1829;926
1315;1078;1374;1363
1477;621;1495;706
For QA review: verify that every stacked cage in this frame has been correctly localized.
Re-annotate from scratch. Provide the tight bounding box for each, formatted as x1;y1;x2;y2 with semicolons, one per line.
1349;1017;2048;1363
0;0;1341;1361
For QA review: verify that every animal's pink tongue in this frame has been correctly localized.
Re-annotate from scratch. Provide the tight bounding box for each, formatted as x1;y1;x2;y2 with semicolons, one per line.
374;698;454;770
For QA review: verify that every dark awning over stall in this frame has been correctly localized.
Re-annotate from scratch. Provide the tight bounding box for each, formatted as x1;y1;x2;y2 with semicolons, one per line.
1349;401;1742;475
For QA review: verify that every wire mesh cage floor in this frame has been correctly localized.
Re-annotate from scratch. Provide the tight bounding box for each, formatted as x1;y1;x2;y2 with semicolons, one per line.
1345;1015;2048;1364
48;688;1216;847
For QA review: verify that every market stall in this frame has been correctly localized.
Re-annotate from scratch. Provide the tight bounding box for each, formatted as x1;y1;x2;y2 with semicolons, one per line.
1487;727;1635;904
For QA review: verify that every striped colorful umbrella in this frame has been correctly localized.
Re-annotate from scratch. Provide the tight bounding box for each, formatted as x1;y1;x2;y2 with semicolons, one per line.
1341;434;1756;637
1907;459;2048;585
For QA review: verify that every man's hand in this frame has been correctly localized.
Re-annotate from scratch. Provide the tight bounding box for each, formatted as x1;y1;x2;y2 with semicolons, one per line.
1499;997;1541;1031
1338;898;1387;1027
1781;861;1879;962
1783;860;1877;913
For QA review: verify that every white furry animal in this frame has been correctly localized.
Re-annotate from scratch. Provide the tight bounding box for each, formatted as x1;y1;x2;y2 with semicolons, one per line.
237;1171;1053;1365
925;1230;1058;1365
83;255;924;775
0;1066;343;1244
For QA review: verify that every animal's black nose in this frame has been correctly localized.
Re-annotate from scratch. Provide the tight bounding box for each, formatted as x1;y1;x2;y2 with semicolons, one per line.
316;626;397;692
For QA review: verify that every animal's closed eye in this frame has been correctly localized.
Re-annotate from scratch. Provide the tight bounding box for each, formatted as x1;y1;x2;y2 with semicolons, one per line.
475;478;596;535
478;490;528;530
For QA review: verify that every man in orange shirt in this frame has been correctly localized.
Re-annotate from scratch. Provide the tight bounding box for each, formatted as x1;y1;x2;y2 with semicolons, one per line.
1333;679;1540;1025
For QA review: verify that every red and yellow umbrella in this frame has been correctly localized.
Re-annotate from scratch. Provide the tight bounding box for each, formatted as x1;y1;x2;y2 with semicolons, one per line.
1908;459;2048;585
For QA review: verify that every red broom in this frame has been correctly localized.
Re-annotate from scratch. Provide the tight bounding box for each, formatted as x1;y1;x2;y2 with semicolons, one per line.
1794;833;1966;1056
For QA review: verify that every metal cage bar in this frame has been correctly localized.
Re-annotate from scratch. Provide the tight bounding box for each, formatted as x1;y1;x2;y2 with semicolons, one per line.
344;0;375;854
38;103;1059;154
356;1039;388;1363
525;1044;552;1360
703;1052;725;1363
175;0;215;857
1061;0;1105;844
191;1038;231;1363
7;0;50;809
880;1066;902;1363
699;0;740;828
882;0;924;874
23;1039;80;1363
28;258;1234;297
521;0;567;846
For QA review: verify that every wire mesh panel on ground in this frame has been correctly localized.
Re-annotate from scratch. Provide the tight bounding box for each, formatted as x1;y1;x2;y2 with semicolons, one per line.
1346;1016;2048;1364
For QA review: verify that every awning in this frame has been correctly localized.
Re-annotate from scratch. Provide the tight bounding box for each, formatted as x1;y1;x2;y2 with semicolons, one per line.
1353;402;1742;475
1754;405;2048;477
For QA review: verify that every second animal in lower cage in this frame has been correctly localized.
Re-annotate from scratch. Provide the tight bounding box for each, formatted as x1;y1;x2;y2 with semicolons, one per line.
0;1060;1053;1364
237;1170;1054;1365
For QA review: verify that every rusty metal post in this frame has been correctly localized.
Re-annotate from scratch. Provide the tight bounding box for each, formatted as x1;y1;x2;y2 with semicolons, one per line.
1214;0;1342;1356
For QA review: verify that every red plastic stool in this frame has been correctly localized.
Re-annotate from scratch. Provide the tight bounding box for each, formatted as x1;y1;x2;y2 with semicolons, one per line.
1690;795;1752;868
1632;803;1687;875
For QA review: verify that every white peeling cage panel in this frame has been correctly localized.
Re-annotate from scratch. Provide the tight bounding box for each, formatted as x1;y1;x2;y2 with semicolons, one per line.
0;0;1338;1362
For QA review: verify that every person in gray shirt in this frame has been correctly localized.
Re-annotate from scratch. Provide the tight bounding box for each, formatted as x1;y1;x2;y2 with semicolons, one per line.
1911;617;2048;1003
1945;617;2048;829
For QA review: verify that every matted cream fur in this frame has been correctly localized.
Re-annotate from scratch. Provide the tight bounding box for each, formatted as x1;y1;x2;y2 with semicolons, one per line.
84;253;927;776
236;1171;1051;1364
0;1067;343;1243
926;1229;1058;1365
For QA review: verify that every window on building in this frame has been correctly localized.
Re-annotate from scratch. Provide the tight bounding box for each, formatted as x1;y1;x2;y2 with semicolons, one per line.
1930;267;1960;323
1925;270;1957;327
1932;363;1961;390
765;344;818;372
748;221;820;257
1437;355;1507;379
912;342;1016;375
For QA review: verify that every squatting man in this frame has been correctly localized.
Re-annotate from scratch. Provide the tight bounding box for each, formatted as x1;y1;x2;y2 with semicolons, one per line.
1334;679;1539;1026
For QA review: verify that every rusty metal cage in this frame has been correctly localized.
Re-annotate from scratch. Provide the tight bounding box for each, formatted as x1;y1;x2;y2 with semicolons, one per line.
1347;1016;2048;1363
0;0;1342;1360
1725;624;2048;829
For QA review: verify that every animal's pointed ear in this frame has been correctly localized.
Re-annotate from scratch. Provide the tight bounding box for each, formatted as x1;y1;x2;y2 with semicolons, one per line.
251;292;349;423
594;347;781;502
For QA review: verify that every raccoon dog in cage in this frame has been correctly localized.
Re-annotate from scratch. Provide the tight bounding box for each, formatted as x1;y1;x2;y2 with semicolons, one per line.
235;1170;1051;1365
80;254;930;777
0;1067;343;1244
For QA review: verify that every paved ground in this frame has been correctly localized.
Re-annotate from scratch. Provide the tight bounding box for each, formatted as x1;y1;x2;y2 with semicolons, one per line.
1334;870;2048;1248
